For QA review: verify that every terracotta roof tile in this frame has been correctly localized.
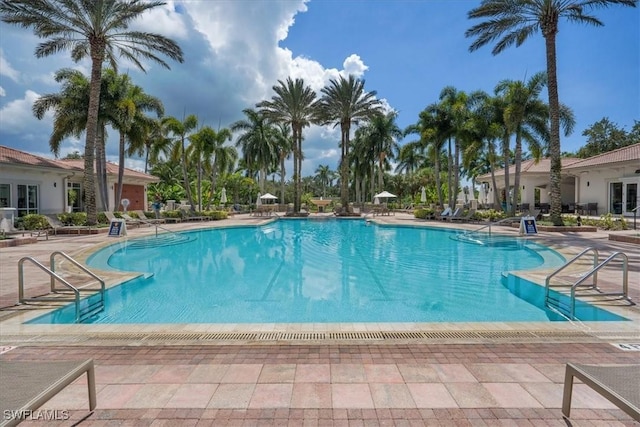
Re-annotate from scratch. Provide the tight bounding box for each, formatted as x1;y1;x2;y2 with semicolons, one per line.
1;145;158;181
0;145;79;171
565;142;640;169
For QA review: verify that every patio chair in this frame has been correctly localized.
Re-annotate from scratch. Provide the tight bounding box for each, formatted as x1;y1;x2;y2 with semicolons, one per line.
435;207;452;220
0;359;96;427
104;211;140;228
450;208;476;222
443;207;461;221
562;363;639;422
44;214;89;235
133;210;165;225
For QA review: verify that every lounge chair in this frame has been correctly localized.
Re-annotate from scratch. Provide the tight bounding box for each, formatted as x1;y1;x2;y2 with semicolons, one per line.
444;208;462;221
44;214;89;235
104;211;140;228
435;207;452;220
0;359;96;427
133;210;165;224
562;363;639;422
450;208;476;222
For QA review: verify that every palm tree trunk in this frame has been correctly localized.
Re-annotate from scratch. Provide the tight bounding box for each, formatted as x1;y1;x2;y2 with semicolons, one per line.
280;155;286;204
180;136;195;212
292;127;299;213
502;134;510;214
453;138;460;208
447;138;453;207
116;131;126;210
83;56;103;225
95;127;106;212
512;132;522;217
434;150;443;207
545;33;563;226
341;126;350;212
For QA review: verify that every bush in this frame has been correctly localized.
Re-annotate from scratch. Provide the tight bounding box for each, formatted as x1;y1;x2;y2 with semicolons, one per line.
162;210;182;220
21;214;49;230
59;212;89;226
205;210;228;220
414;208;434;219
474;209;505;222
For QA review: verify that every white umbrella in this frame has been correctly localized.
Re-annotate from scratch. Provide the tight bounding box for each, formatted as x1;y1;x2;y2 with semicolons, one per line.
420;186;426;204
374;197;380;205
374;191;396;199
260;193;278;201
220;187;227;204
256;192;262;206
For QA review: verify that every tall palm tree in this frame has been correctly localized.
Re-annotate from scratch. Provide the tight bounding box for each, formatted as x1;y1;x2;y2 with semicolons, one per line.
395;141;427;176
363;112;403;191
33;67;112;211
199;127;235;210
108;72;164;210
163;114;198;211
1;0;183;224
465;0;636;225
273;123;293;203
318;75;383;212
258;77;318;213
315;164;332;197
231;108;278;193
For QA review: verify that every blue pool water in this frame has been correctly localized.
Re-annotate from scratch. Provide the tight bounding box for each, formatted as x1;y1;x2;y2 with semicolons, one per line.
30;220;627;324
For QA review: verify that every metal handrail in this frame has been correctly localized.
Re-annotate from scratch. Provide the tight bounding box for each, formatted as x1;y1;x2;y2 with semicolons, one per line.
545;247;599;301
570;252;630;319
465;216;523;236
19;256;81;322
50;251;105;295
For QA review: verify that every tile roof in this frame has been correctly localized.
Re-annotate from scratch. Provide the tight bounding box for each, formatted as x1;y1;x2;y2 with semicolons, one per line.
477;157;581;180
0;145;158;181
565;142;640;169
0;145;78;171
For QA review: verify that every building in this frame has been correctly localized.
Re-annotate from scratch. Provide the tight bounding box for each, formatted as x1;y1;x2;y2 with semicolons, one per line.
477;143;640;217
0;145;159;219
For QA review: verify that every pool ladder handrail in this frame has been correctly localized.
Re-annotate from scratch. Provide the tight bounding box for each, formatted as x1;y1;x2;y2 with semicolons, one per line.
544;247;632;320
463;216;524;237
19;251;105;323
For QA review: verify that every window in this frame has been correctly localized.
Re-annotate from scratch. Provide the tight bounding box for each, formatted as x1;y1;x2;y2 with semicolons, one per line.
0;183;10;208
67;182;82;212
17;184;39;216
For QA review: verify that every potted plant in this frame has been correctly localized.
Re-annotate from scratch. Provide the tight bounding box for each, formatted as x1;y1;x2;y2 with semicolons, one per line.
67;189;77;213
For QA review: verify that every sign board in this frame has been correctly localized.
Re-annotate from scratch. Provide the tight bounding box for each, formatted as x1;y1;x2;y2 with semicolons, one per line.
519;216;538;235
108;219;127;237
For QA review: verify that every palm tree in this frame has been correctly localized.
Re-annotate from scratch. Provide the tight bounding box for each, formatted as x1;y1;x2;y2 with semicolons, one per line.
395;141;427;176
273;123;293;203
163;114;199;211
32;67;112;211
315;165;332;197
231;108;278;193
200;127;236;210
364;112;403;191
1;0;183;224
257;77;318;213
318;75;383;212
108;72;164;210
465;0;636;225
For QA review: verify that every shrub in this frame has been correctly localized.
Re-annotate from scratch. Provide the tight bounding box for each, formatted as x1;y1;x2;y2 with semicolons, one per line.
21;214;49;230
414;208;434;219
162;210;182;220
474;209;505;222
206;210;228;220
59;212;89;226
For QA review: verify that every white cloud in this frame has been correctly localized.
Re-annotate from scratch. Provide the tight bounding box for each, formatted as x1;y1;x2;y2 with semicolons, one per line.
341;54;368;78
135;1;189;40
0;86;5;96
0;49;20;82
0;90;45;133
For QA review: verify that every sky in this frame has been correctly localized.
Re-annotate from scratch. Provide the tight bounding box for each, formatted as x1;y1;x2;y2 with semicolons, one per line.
0;0;638;178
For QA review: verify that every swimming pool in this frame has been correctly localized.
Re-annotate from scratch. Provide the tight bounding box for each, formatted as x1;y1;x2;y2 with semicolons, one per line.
30;219;626;324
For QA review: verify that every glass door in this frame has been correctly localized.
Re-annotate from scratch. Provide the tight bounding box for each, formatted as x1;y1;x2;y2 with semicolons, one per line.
610;182;623;214
625;183;638;216
17;184;39;216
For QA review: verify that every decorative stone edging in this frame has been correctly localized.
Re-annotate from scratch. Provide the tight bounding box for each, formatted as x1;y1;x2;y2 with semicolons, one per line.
537;225;597;232
0;236;37;248
609;234;640;245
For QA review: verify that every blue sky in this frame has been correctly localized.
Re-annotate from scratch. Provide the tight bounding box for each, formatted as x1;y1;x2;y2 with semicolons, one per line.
0;0;638;177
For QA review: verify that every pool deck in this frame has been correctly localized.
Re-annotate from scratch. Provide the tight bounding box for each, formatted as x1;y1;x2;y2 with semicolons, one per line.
1;213;639;425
